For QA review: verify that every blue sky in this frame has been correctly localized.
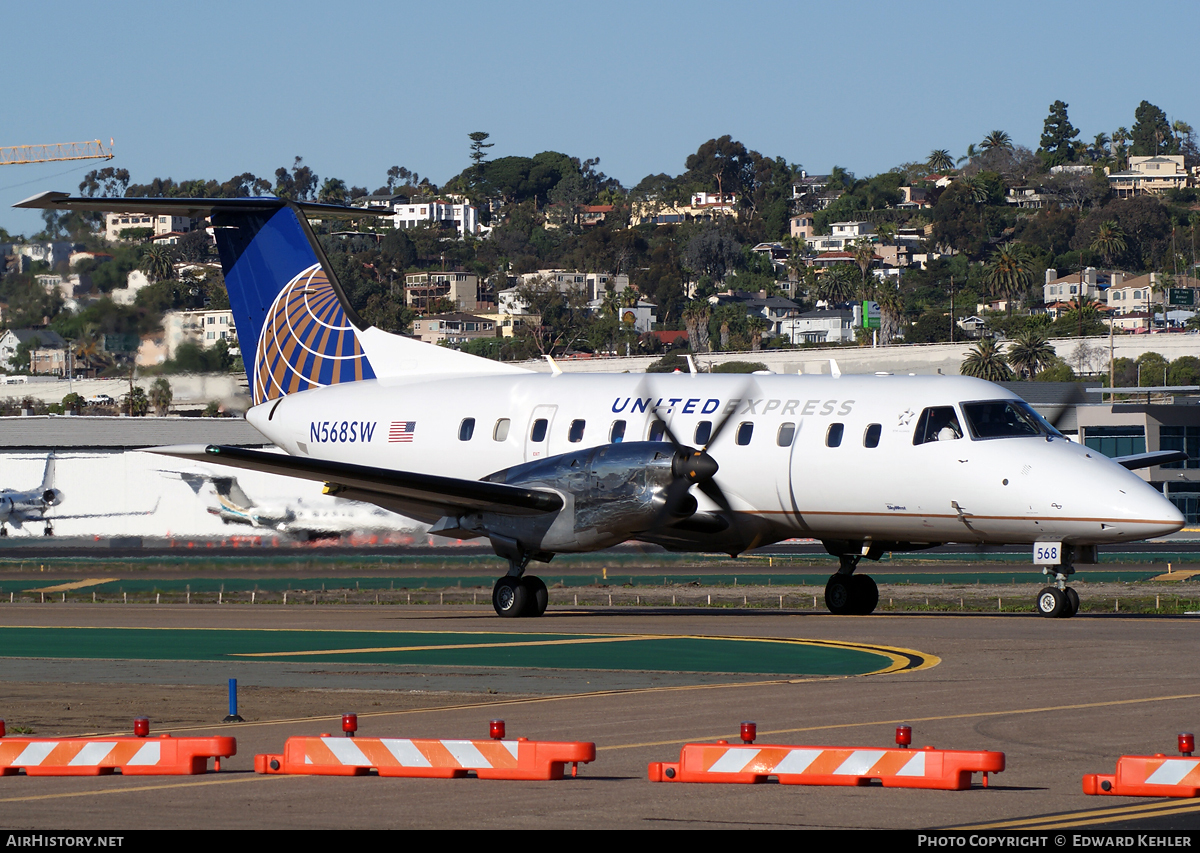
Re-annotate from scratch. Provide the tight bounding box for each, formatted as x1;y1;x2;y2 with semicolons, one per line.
2;0;1195;236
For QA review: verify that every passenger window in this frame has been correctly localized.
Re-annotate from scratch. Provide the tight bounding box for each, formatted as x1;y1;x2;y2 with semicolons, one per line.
531;419;548;442
648;421;666;442
736;422;753;446
827;423;844;447
459;418;475;441
694;421;712;445
493;418;510;441
777;422;796;447
568;419;585;443
610;420;626;443
864;423;881;448
913;407;963;445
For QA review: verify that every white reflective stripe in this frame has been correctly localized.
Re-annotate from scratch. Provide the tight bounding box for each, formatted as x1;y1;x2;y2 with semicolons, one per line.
1145;759;1200;785
834;750;887;776
380;739;431;768
708;748;759;774
125;742;162;766
320;737;370;766
896;751;927;777
13;742;58;766
69;742;116;766
774;749;823;775
304;755;312;765
442;740;491;769
502;740;520;760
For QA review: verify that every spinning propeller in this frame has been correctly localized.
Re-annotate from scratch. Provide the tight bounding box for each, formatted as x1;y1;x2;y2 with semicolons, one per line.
637;376;754;531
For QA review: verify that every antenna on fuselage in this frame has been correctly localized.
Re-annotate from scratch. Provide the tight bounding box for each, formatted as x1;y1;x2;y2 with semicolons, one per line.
829;359;842;378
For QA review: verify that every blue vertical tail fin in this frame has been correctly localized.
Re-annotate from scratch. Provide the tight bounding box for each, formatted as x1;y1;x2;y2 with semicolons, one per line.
14;193;529;408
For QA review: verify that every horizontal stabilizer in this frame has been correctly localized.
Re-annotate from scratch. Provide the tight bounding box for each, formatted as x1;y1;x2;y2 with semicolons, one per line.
149;445;563;522
1113;450;1188;470
14;192;393;219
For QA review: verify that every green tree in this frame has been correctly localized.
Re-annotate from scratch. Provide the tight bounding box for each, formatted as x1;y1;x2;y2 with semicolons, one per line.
1038;100;1080;166
927;149;954;173
960;338;1013;382
138;245;175;283
124;386;149;417
1090;221;1127;268
1131;101;1176;157
149;377;173;416
1007;329;1056;379
981;130;1013;152
469;132;494;184
983;243;1033;314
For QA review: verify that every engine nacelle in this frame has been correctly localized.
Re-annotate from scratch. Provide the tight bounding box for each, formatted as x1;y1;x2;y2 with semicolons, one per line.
42;489;63;507
447;442;700;554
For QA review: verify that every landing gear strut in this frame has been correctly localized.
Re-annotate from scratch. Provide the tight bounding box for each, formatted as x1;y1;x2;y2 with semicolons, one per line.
824;553;879;615
1035;545;1081;619
488;536;550;618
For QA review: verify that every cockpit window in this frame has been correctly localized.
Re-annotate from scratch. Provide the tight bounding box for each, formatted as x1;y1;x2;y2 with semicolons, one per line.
913;407;963;445
960;400;1062;440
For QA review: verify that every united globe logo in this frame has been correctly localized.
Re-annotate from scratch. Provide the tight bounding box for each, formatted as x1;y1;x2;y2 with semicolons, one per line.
253;264;374;405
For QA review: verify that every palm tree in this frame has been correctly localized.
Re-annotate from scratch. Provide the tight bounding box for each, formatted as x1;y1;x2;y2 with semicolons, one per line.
957;144;977;167
1007;330;1056;379
1090;221;1127;268
149;377;173;416
818;265;857;305
983;243;1033;315
981;130;1013;151
927;149;954;173
139;245;175;283
874;283;904;346
1063;296;1103;337
961;339;1013;382
851;238;877;297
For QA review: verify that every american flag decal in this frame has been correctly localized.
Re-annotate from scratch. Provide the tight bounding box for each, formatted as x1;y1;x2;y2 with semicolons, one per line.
389;421;416;443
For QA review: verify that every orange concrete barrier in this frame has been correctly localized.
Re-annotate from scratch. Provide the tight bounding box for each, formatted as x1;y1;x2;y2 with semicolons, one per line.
648;723;1004;790
1084;733;1200;797
255;718;594;780
0;718;235;776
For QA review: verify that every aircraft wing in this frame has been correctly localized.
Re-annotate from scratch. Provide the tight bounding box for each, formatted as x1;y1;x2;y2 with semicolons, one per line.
150;445;564;523
1112;450;1188;470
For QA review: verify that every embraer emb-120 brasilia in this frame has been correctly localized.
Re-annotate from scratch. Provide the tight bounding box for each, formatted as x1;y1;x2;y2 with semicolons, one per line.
18;192;1186;619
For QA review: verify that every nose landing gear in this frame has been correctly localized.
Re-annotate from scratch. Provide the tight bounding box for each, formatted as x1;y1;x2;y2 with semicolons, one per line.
1035;545;1086;618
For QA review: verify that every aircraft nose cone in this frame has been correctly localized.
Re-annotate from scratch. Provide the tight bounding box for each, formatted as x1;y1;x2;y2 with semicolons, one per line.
1147;492;1186;537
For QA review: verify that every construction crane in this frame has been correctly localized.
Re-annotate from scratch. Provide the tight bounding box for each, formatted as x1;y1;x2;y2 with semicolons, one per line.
0;139;113;166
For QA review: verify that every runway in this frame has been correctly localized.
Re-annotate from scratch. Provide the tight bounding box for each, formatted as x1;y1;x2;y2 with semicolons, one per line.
2;604;1199;830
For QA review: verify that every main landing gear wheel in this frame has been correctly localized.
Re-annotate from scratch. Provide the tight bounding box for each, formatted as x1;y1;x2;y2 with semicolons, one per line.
852;574;879;615
492;577;528;618
523;576;548;617
824;575;852;615
43;526;53;537
824;574;879;615
1064;587;1080;618
1036;587;1066;618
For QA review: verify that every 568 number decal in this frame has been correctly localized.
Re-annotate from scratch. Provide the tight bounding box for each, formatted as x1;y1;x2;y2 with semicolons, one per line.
1033;542;1062;565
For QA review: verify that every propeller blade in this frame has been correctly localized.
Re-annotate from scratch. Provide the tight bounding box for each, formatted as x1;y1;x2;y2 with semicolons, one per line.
702;378;760;453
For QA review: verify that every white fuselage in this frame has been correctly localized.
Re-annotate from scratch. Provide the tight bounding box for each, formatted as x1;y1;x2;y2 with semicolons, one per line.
246;371;1184;548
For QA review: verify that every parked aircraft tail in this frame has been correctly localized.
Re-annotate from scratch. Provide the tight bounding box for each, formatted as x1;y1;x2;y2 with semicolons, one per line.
14;193;526;407
39;452;55;494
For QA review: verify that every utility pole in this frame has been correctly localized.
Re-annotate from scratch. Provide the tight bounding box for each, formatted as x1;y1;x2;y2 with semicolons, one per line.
949;276;954;343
